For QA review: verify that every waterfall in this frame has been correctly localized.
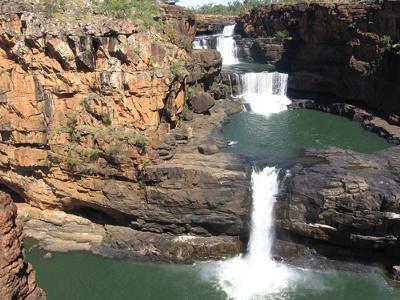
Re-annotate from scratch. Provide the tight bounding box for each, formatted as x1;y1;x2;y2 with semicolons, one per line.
192;24;239;64
217;167;293;300
192;36;210;50
239;72;291;116
216;24;239;65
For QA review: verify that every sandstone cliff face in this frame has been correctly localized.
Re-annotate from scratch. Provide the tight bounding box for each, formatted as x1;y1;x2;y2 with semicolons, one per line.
0;1;250;260
0;191;46;300
237;1;400;119
276;147;400;259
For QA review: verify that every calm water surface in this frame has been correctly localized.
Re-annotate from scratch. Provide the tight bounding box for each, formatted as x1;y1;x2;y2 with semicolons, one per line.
26;246;400;300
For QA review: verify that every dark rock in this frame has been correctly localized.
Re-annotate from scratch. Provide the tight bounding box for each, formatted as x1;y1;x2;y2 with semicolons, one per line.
276;147;400;258
190;91;216;114
182;110;194;121
271;255;284;262
171;128;188;141
237;1;400;118
188;49;222;85
198;144;219;155
195;15;234;35
393;265;400;281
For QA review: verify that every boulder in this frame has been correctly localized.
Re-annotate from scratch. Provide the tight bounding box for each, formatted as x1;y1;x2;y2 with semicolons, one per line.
198;144;219;155
393;265;400;281
190;91;215;114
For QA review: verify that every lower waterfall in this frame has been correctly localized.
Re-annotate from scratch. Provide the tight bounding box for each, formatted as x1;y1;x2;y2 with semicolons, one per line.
217;167;294;300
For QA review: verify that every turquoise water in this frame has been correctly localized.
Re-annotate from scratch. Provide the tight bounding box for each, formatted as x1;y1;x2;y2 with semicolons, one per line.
24;108;398;300
26;246;400;300
222;109;390;164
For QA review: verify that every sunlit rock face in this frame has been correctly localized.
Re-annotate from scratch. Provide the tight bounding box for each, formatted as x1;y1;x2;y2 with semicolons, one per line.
0;1;251;261
0;192;46;300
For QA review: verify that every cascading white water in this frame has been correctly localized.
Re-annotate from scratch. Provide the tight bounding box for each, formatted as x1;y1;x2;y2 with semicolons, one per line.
239;72;291;116
192;36;211;50
217;167;294;300
192;25;239;64
216;24;239;65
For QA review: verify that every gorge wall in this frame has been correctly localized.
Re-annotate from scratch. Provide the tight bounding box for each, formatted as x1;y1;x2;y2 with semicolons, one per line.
237;0;400;120
0;0;251;262
276;147;400;261
233;1;400;274
0;191;46;300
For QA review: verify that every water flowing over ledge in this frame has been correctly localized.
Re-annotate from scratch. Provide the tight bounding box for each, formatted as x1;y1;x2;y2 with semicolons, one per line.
238;72;291;116
216;25;239;65
193;24;239;65
217;167;295;300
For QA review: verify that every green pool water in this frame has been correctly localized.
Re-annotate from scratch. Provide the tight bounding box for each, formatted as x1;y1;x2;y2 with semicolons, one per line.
222;109;390;164
26;245;400;300
24;108;397;300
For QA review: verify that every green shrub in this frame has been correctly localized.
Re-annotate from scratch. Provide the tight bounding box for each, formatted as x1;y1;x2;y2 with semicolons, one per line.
192;0;264;16
42;0;65;17
274;30;292;42
166;28;193;50
381;35;393;48
170;62;187;77
66;113;80;141
76;147;102;160
134;134;147;149
103;116;112;126
96;0;162;29
66;153;78;167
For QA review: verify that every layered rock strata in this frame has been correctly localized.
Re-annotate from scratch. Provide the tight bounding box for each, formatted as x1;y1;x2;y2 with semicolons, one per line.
0;1;251;261
0;191;46;300
237;0;400;118
276;147;400;261
17;99;250;262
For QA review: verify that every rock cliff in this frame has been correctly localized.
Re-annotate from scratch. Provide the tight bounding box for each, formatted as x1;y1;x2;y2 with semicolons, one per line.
0;191;46;300
275;147;400;264
237;0;400;119
0;0;251;261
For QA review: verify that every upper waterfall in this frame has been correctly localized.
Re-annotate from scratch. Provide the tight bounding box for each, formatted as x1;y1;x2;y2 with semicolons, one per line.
216;24;239;65
239;72;291;116
217;167;293;299
193;24;239;65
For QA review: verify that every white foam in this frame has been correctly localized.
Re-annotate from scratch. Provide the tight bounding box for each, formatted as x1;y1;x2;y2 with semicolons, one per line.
239;72;291;116
217;167;296;300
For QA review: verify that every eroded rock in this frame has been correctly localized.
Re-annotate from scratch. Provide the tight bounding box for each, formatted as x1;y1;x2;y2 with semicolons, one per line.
277;147;400;258
190;90;216;114
237;1;400;118
0;192;46;300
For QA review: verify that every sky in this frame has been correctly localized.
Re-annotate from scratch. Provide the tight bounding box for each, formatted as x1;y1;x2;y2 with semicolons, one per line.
178;0;231;8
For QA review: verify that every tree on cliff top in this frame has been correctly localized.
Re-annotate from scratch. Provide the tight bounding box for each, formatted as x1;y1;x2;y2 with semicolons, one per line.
192;0;266;15
96;0;163;29
41;0;163;30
